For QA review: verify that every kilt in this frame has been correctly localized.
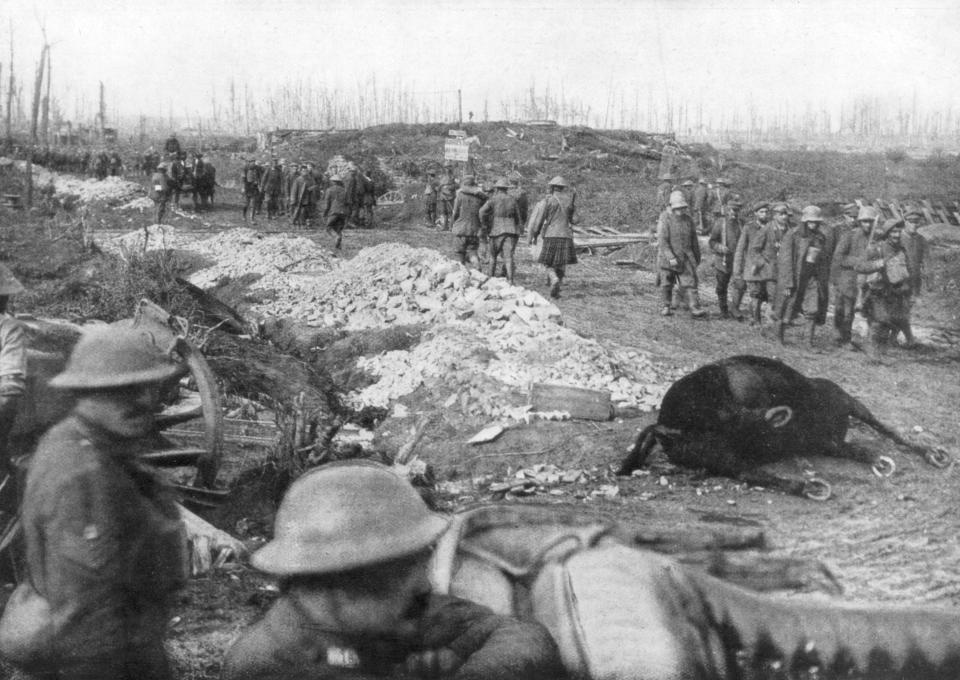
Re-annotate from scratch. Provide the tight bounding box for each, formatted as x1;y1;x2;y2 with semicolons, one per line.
538;237;577;268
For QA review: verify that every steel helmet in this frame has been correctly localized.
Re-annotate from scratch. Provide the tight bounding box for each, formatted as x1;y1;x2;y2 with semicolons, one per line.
49;325;187;390
857;206;879;222
658;173;674;182
0;264;24;296
800;205;824;223
681;179;695;187
330;174;343;183
462;175;477;186
494;177;510;189
842;203;859;216
877;218;904;238
902;207;923;220
251;461;449;575
548;176;567;187
668;190;688;209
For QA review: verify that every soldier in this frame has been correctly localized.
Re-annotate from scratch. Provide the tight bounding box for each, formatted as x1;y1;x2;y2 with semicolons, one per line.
150;162;175;225
708;195;744;319
654;172;675;214
855;218;912;363
479;178;521;284
343;164;361;226
767;202;793;321
221;462;565;680
0;266;25;474
510;176;529;228
163;132;181;158
831;206;878;349
528;176;578;299
679;178;695;211
290;166;313;228
692;177;709;235
323;174;349;250
241;157;262;223
656;190;705;317
437;164;458;231
776;206;835;346
423;170;439;228
708;177;732;225
260;158;284;220
4;326;188;679
897;207;927;347
451;175;486;270
733;202;777;325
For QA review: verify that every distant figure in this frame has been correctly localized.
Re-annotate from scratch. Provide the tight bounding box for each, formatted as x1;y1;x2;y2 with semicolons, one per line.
241;158;262;224
451;175;486;270
323;174;349;250
437;163;458;231
693;177;709;234
150;162;175;224
479;178;521;284
289;166;313;228
423;170;438;228
260;158;284;220
898;207;927;348
708;177;733;224
163;133;181;158
654;173;675;213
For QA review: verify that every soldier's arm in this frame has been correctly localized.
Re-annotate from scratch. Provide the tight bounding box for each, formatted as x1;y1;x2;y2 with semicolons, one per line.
415;595;566;680
732;229;748;278
707;220;724;253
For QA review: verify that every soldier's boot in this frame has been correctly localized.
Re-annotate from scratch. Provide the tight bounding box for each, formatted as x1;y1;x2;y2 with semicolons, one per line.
807;320;818;347
671;288;686;310
729;284;746;321
506;261;516;286
660;287;673;316
687;288;707;318
750;299;763;326
777;321;788;345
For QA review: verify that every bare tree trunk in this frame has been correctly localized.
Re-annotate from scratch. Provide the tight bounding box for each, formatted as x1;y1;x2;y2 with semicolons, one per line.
40;44;51;144
29;44;46;143
6;22;14;141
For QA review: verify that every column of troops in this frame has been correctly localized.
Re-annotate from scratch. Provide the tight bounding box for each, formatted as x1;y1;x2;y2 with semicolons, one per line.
656;175;926;362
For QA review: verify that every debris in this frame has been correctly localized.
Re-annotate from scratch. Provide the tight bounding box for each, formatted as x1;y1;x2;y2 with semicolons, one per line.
178;505;246;576
530;383;613;421
467;424;506;445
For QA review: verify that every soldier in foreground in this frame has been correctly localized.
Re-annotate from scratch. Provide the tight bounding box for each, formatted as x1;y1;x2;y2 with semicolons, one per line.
0;265;25;474
323;174;349;250
776;205;834;345
451;175;486;270
221;462;565;680
831;206;878;349
1;326;188;679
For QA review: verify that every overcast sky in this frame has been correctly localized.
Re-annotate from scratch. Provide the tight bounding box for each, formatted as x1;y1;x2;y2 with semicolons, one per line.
3;0;959;129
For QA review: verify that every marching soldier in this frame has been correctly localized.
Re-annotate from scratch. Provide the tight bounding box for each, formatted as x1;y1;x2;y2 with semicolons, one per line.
479;178;522;284
897;207;927;347
733;202;777;325
776;205;835;346
528;176;578;299
150;162;175;225
657;190;705;318
831;206;878;349
855;218;913;363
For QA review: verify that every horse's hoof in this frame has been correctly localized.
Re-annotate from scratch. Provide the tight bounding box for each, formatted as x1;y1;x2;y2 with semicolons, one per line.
802;478;832;501
871;456;896;478
925;447;953;469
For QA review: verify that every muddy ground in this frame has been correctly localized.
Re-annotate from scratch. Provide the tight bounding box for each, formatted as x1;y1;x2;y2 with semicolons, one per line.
1;141;959;677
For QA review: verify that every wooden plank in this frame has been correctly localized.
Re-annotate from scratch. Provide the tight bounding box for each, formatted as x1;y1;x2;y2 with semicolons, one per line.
530;383;612;421
574;236;647;248
598;226;624;236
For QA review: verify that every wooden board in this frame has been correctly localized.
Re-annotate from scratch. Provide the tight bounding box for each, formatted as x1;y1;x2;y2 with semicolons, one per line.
530;383;613;421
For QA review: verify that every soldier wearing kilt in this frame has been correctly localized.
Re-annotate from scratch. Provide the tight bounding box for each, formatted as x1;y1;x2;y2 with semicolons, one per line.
528;176;577;299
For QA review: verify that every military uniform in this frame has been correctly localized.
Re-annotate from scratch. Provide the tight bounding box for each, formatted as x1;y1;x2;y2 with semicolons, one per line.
438;173;458;231
149;169;174;224
260;163;284;219
16;415;187;679
776;223;835;330
478;188;521;282
830;227;872;345
657;210;702;305
855;237;912;360
423;175;439;227
733;220;778;311
221;593;564;680
323;180;350;249
708;213;743;317
451;184;487;265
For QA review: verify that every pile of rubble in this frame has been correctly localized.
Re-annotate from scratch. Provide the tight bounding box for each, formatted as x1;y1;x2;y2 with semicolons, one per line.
110;228;674;416
26;162;143;205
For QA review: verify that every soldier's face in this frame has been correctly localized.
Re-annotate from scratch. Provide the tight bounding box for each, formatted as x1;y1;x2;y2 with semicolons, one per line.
858;219;873;234
888;228;903;245
756;208;770;223
76;382;162;438
294;548;434;639
773;210;788;225
905;218;920;233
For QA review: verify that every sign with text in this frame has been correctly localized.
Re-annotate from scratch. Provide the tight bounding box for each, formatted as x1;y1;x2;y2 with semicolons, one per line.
444;140;470;162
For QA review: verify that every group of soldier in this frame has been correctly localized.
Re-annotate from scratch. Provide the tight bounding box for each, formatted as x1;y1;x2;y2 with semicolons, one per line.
422;165;579;299
238;158;376;241
657;178;927;361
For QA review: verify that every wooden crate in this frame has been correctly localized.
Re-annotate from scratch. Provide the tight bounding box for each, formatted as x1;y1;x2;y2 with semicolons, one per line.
530;383;613;421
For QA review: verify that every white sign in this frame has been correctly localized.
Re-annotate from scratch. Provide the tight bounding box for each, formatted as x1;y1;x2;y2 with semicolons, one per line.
448;129;467;138
444;140;470;162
